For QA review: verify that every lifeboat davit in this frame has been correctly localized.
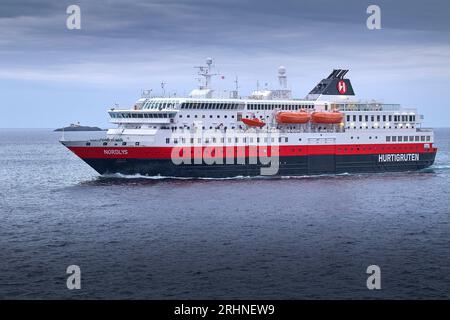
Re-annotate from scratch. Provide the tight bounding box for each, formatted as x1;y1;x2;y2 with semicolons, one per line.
241;118;265;127
276;110;310;124
311;111;343;124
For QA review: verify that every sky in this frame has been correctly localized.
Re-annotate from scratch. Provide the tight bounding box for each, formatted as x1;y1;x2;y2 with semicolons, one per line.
0;0;450;128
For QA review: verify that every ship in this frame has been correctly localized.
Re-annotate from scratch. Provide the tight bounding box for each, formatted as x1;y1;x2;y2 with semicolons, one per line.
61;58;437;178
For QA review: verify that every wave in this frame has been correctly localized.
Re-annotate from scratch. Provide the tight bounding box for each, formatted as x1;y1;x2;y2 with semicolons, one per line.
80;167;447;186
95;172;356;182
99;173;255;181
430;164;450;170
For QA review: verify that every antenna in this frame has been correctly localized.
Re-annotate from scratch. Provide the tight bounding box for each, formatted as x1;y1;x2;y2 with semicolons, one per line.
161;81;166;97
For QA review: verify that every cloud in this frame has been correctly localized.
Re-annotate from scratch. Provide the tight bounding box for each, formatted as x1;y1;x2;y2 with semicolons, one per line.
0;0;450;127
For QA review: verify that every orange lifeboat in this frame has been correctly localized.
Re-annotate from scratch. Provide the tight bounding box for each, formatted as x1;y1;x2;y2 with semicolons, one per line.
276;110;310;124
241;118;265;127
311;111;343;124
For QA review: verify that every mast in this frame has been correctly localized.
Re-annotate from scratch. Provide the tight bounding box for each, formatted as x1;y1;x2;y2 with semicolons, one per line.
194;58;217;90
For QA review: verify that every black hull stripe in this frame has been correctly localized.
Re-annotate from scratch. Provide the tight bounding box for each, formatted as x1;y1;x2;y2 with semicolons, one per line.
79;153;437;177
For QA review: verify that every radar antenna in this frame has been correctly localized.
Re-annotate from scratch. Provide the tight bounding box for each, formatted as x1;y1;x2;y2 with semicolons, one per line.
194;58;218;90
278;66;287;89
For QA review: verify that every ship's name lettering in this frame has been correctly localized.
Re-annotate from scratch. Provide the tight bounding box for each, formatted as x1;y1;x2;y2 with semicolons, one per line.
378;153;419;162
104;149;128;155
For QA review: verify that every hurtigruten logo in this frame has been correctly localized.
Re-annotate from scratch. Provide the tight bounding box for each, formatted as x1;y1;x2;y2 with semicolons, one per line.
378;153;420;162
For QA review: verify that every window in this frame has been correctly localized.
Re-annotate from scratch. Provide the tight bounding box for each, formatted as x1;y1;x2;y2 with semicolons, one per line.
166;138;170;144
398;136;403;142
409;136;414;142
421;136;425;141
135;142;140;146
404;136;408;142
386;136;391;142
392;136;397;142
426;136;431;141
415;136;419;141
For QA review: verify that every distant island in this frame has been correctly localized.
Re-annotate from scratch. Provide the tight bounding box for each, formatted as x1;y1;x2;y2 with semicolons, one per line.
54;122;105;132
